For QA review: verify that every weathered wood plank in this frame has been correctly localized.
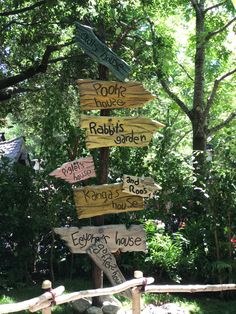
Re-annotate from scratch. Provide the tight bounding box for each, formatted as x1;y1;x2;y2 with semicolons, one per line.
77;79;156;110
80;115;165;149
73;183;144;219
122;175;161;198
54;224;146;253
75;23;131;81
49;156;96;184
86;239;132;298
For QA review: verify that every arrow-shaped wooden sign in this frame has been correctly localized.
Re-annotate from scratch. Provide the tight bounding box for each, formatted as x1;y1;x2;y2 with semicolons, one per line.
75;22;131;81
76;79;156;110
74;183;144;219
87;238;132;298
54;224;146;253
122;175;161;198
49;156;96;184
80;115;165;149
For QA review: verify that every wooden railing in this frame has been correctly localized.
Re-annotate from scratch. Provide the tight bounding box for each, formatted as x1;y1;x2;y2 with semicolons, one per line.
1;274;236;314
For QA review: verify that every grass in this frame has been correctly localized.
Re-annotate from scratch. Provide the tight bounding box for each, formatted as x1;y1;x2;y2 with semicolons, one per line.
1;280;236;313
143;293;236;314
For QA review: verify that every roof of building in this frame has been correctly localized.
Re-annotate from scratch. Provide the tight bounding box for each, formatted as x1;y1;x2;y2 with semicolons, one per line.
0;136;30;165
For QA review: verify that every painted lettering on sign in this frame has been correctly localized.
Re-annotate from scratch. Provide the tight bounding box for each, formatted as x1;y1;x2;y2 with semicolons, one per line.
80;115;165;149
87;239;131;298
73;183;144;219
54;224;146;253
49;156;96;184
75;23;131;81
77;80;156;110
123;175;161;198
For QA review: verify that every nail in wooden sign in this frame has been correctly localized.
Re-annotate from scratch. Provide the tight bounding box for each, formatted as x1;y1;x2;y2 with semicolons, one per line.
80;115;165;149
75;22;131;81
49;156;96;184
77;79;156;110
87;238;132;298
74;183;144;219
123;175;161;198
54;224;146;253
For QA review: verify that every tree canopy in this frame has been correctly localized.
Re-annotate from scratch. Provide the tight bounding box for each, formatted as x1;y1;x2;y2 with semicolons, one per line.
0;0;236;288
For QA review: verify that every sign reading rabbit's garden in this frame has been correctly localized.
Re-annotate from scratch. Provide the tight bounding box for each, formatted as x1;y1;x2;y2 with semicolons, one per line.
80;115;165;149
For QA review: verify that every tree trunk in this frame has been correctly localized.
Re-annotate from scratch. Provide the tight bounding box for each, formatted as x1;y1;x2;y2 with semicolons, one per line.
191;2;208;212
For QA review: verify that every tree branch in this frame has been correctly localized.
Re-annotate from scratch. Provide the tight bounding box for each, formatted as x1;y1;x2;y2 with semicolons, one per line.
204;1;227;14
190;0;201;15
208;110;236;135
0;41;74;90
170;129;192;150
178;63;194;81
205;68;236;115
0;0;47;17
159;78;192;119
205;17;236;41
112;20;139;52
0;87;41;101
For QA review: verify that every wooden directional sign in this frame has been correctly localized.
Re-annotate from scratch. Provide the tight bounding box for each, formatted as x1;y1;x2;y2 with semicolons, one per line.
87;239;131;298
74;183;144;219
49;157;96;184
123;175;161;198
80;115;165;149
75;22;131;81
54;224;146;253
77;79;156;110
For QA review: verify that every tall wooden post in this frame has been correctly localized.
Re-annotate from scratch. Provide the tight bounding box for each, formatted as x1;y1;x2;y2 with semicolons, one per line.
92;59;110;306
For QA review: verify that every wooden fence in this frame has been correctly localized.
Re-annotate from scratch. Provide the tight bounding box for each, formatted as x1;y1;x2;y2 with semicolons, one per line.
1;273;236;314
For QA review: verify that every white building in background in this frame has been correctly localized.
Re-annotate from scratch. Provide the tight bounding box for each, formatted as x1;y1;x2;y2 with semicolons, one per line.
0;133;30;166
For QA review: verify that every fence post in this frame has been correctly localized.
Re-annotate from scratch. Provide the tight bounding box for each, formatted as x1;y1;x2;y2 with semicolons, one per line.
132;271;143;314
41;280;52;314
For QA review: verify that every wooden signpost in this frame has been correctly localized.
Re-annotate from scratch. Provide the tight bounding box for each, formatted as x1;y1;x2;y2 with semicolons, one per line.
87;238;132;298
54;224;146;253
73;183;144;219
122;175;161;198
75;23;131;81
80;115;165;149
52;22;166;301
76;79;156;110
49;156;96;184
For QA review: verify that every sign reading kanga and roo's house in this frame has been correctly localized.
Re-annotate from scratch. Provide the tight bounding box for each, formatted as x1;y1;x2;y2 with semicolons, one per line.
122;174;161;198
77;79;156;110
74;183;144;219
80;115;165;149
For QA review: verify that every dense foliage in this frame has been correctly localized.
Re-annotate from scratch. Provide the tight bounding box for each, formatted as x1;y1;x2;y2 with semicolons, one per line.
0;0;235;290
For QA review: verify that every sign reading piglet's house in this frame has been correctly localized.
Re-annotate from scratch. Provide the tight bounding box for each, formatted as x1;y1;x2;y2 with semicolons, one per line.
77;79;156;110
74;183;144;219
49;156;96;184
80;115;165;149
